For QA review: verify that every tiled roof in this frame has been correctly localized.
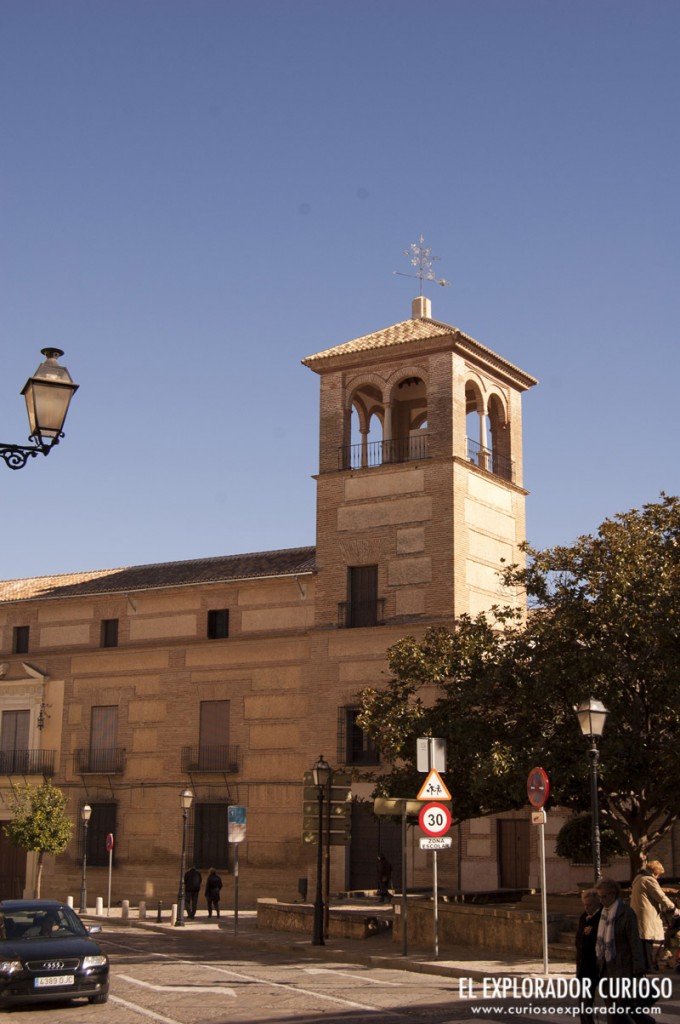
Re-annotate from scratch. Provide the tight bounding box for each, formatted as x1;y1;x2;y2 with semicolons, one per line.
302;316;538;387
302;317;456;363
0;546;317;604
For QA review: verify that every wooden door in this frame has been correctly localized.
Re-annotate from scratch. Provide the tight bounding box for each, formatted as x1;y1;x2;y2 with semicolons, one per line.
497;818;530;889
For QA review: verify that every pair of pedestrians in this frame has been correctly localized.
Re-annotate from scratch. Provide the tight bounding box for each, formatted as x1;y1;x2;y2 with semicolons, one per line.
184;866;223;918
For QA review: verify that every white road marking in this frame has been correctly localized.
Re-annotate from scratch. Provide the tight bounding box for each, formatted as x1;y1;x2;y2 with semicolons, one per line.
118;973;236;997
199;963;379;1011
304;966;402;986
109;994;185;1024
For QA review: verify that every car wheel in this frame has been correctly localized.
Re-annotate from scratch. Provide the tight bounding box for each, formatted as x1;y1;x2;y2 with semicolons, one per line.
88;993;109;1004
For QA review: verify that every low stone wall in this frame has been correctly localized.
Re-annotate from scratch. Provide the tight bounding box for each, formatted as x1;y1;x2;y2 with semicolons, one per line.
257;899;392;940
393;900;567;957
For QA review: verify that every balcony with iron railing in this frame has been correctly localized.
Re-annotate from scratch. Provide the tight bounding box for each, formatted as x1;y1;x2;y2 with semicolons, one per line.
181;745;240;774
0;749;55;776
73;748;126;774
338;598;385;629
466;437;514;483
338;433;429;471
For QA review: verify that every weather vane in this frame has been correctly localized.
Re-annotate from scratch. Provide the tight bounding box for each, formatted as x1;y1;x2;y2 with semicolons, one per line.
393;235;450;295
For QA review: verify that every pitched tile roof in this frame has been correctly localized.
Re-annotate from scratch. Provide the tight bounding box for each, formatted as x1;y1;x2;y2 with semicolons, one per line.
0;546;317;604
302;316;537;388
302;316;456;363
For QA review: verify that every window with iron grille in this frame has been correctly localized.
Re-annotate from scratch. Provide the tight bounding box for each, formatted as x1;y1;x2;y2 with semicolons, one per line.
347;566;379;627
12;626;29;655
82;803;117;867
192;803;230;870
196;700;231;769
100;619;119;648
207;609;229;639
337;706;379;766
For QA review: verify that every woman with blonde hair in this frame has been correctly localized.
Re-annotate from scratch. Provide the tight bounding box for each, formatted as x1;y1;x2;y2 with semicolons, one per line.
630;860;679;970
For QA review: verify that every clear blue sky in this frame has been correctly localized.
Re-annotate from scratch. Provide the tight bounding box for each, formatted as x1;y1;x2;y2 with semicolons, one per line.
1;0;678;581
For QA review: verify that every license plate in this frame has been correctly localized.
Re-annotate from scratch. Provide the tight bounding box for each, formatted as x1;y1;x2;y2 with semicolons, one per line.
35;975;75;988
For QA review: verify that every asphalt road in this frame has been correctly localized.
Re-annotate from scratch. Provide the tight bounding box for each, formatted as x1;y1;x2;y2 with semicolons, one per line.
6;925;680;1024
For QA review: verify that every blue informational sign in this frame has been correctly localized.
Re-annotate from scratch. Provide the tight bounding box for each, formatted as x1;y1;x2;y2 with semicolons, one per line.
228;805;247;843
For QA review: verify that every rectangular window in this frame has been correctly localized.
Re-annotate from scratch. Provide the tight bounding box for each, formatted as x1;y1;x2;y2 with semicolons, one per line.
12;626;29;655
100;619;119;648
337;706;379;766
89;706;119;773
83;803;117;867
197;700;231;770
0;710;30;773
192;803;230;869
207;609;229;639
347;566;379;627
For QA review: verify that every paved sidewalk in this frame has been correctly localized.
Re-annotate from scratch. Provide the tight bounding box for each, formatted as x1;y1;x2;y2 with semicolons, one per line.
87;903;578;982
86;902;680;996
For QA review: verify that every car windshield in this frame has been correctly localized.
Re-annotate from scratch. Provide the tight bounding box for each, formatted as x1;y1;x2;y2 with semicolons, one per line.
0;907;87;941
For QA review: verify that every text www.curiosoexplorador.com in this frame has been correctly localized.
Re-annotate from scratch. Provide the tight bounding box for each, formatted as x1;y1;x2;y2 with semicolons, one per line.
470;1006;661;1016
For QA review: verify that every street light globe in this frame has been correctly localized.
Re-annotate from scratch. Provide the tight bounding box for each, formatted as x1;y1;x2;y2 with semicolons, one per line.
180;788;193;811
22;349;79;446
312;755;331;788
574;698;609;739
81;804;92;823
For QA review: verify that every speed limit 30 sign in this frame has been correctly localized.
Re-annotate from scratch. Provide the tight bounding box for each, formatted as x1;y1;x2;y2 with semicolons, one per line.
419;801;452;837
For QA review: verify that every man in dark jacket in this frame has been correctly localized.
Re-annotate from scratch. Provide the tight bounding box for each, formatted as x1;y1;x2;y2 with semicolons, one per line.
184;865;202;919
205;867;223;918
575;888;601;1024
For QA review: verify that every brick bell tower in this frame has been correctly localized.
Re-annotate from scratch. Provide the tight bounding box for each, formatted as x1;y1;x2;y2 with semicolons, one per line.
302;295;538;634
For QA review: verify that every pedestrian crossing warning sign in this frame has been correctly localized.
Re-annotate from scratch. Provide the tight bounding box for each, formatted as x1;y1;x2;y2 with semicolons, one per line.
417;768;451;802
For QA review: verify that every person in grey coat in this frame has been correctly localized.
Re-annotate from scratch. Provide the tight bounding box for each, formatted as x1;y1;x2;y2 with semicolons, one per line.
595;877;645;1021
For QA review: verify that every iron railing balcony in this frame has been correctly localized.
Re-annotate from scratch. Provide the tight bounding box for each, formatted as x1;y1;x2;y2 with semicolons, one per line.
181;745;240;773
338;598;385;629
73;748;126;774
0;749;55;776
338;433;429;471
466;437;514;482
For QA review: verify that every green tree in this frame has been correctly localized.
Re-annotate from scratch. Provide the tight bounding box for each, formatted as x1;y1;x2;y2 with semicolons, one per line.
3;781;73;897
358;495;680;876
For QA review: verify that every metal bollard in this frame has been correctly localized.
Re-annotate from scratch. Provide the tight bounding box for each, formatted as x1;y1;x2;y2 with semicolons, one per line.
138;901;146;920
156;900;162;922
122;900;129;921
95;897;103;916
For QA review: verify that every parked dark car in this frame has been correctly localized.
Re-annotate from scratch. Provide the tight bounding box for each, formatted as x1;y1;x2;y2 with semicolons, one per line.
0;899;109;1007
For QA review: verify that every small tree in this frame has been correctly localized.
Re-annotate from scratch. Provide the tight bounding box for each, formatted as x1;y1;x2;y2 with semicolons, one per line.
3;781;73;897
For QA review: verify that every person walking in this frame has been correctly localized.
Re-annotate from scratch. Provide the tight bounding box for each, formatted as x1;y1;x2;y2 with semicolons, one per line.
184;865;202;919
377;854;392;904
595;877;645;1021
575;888;601;1024
630;860;680;971
205;867;223;918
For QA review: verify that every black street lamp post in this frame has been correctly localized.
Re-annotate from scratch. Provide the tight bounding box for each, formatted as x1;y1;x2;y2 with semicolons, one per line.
1;349;78;470
311;755;331;946
79;804;92;914
574;698;609;883
175;789;194;927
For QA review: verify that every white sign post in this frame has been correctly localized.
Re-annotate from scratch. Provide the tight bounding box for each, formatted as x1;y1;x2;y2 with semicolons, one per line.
418;802;452;960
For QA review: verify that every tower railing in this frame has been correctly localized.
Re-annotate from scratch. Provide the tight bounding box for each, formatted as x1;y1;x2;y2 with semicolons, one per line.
466;438;514;482
338;433;429;470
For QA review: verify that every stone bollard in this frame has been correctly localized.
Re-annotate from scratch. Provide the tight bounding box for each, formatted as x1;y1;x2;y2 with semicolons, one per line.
138;901;146;920
156;900;163;922
95;897;103;916
122;900;129;921
66;896;74;908
171;903;178;926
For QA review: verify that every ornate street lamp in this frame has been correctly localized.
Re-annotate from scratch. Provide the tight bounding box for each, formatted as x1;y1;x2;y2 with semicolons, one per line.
574;698;609;883
79;804;92;914
311;755;331;946
1;348;78;470
175;788;194;927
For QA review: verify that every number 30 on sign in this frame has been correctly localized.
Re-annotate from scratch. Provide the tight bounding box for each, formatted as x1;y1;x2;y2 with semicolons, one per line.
419;802;452;837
